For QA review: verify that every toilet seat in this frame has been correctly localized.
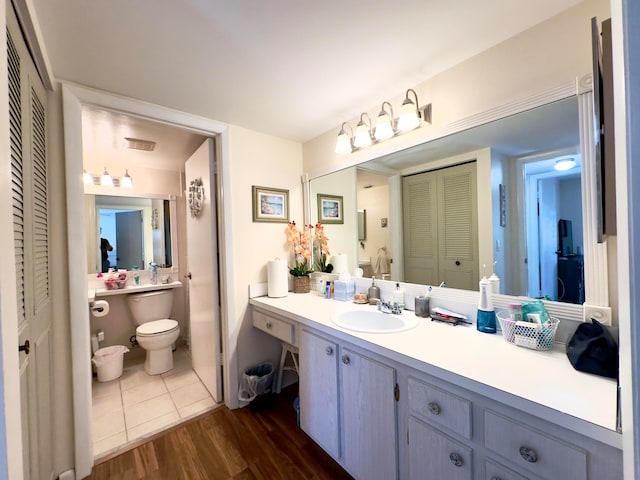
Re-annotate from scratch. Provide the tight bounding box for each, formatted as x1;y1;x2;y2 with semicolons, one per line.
136;319;178;336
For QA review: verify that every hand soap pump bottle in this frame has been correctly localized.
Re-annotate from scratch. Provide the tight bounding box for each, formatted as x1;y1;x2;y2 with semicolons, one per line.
368;278;380;305
132;265;140;285
476;276;497;333
393;282;405;310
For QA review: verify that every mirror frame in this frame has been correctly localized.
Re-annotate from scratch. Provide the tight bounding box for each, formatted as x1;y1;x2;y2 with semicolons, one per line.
304;76;610;322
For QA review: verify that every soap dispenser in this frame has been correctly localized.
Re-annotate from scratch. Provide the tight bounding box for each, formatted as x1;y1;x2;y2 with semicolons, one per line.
393;282;405;310
149;262;158;285
368;278;381;305
476;276;497;333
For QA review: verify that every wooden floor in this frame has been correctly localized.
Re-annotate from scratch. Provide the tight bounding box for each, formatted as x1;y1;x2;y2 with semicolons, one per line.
87;386;353;480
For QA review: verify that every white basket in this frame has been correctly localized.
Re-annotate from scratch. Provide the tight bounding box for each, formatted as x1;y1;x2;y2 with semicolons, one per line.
496;311;559;351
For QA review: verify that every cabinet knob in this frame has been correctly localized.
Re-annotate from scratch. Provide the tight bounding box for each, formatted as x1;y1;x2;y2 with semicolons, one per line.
428;401;441;415
449;452;464;467
519;446;538;463
491;477;501;480
455;260;461;266
265;321;272;329
341;354;350;365
325;346;333;355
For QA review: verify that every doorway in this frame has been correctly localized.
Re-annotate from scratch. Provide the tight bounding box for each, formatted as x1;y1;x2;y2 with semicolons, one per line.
63;84;236;479
523;155;583;302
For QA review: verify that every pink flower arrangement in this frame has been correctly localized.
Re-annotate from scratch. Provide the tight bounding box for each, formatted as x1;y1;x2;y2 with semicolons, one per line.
286;221;314;276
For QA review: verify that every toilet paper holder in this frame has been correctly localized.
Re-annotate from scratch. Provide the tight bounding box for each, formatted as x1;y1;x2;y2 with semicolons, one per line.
89;299;110;317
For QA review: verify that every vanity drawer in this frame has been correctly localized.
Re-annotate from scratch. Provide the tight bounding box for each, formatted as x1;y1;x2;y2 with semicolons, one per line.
408;376;472;439
252;310;295;345
485;458;529;480
484;410;586;480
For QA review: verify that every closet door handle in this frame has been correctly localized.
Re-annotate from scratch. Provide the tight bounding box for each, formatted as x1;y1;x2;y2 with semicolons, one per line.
19;340;30;355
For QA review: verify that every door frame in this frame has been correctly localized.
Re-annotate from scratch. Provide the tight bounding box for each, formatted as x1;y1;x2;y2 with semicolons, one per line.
62;83;238;479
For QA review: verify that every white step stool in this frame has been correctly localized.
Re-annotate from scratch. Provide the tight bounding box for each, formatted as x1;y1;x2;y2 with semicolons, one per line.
275;342;299;394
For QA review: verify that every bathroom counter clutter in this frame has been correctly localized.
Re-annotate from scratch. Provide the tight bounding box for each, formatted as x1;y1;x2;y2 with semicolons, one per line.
95;280;182;297
250;293;620;445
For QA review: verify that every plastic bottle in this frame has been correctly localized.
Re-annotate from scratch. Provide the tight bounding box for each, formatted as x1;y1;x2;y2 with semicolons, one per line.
132;265;140;285
508;302;523;321
325;281;332;299
393;282;405;310
476;276;497;333
489;272;500;294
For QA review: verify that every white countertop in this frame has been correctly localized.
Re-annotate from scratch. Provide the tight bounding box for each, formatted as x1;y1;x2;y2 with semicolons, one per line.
251;293;620;444
94;280;182;297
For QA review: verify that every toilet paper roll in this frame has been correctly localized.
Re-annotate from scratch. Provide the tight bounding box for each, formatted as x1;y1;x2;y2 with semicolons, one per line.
267;259;288;298
332;254;349;275
90;300;110;317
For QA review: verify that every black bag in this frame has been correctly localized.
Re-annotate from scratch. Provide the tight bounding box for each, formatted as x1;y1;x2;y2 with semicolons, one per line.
566;318;618;379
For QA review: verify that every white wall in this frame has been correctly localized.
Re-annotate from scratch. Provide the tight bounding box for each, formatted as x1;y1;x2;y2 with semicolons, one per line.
226;125;304;399
357;184;391;273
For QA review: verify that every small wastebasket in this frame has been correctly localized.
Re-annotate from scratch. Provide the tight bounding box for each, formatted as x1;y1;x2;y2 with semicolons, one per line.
92;345;129;382
238;362;274;407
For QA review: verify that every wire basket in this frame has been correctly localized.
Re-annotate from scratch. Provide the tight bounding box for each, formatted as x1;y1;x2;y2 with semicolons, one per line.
496;310;560;351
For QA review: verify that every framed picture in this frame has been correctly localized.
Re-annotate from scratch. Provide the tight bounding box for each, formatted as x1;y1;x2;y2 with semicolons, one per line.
499;183;507;227
252;186;289;223
317;194;343;224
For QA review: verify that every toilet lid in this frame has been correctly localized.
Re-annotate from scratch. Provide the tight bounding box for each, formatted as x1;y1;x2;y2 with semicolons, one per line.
136;319;178;336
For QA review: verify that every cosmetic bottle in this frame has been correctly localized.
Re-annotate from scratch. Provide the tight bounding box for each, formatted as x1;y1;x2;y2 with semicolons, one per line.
476;276;497;333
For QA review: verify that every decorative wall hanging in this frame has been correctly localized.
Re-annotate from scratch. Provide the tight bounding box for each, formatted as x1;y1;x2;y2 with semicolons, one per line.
151;207;159;230
189;177;205;218
252;186;289;223
317;194;344;224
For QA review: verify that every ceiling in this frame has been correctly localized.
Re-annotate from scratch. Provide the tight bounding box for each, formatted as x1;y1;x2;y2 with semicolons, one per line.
31;0;583;144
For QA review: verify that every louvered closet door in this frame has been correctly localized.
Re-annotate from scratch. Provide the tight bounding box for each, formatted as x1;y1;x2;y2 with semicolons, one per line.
403;172;439;285
8;5;53;480
437;162;478;290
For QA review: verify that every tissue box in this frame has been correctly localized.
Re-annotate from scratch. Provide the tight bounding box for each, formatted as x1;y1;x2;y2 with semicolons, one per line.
333;280;355;301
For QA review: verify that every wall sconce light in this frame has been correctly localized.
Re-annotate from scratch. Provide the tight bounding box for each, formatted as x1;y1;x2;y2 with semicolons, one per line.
121;169;133;188
374;101;395;141
554;158;577;171
334;87;433;155
353;113;374;148
397;88;423;132
84;167;134;188
101;167;114;187
335;122;354;154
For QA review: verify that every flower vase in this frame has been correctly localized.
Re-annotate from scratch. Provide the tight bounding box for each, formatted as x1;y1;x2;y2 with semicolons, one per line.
293;275;310;294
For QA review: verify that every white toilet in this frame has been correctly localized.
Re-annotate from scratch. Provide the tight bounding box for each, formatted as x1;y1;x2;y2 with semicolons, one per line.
127;289;180;375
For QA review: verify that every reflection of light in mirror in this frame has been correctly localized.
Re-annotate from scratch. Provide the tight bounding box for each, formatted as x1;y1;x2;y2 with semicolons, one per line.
554;157;577;171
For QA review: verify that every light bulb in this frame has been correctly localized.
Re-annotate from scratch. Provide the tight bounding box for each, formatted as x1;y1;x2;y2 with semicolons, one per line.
554;158;577;171
397;99;420;132
101;167;113;187
83;170;94;185
335;131;352;154
121;169;133;188
353;121;372;148
374;112;394;141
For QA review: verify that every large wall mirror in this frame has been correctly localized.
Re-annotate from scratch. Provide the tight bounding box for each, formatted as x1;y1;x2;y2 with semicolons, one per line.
310;95;587;304
84;194;177;273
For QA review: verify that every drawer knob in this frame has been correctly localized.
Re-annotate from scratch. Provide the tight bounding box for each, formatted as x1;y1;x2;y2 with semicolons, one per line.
491;477;501;480
519;446;538;463
265;321;272;329
449;452;464;467
428;401;441;415
325;346;334;355
342;354;350;365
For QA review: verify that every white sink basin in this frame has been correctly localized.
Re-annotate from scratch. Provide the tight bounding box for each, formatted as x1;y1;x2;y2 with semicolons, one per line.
332;309;419;333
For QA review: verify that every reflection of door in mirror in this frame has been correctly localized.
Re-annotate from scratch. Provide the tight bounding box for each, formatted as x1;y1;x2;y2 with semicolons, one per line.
113;210;144;270
402;161;478;290
522;155;583;303
357;171;391;278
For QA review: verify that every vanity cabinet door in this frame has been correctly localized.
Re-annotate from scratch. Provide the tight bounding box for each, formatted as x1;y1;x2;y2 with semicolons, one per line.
299;330;339;458
408;417;472;480
341;347;398;480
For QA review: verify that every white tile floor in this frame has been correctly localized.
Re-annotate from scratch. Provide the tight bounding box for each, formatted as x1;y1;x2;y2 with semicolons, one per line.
92;345;219;459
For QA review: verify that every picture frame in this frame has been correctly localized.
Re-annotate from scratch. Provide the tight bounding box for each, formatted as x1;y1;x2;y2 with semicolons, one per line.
499;183;507;227
252;186;289;223
317;194;344;224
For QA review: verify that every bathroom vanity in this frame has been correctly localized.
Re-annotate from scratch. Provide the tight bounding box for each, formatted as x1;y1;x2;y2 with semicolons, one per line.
250;293;622;480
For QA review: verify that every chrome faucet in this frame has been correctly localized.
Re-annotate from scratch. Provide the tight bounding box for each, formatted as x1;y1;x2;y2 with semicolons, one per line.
149;262;158;284
377;299;402;315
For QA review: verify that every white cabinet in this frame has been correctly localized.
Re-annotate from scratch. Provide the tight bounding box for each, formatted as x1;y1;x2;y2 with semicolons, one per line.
299;330;339;457
299;329;398;480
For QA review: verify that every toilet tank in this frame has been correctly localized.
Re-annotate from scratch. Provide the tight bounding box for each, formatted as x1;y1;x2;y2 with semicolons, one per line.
127;289;175;326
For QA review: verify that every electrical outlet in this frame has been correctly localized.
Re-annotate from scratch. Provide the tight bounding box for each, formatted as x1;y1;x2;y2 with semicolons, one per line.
583;304;612;326
97;330;105;342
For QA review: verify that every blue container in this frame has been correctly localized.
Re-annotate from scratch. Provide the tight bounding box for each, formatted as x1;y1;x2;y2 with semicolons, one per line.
477;309;497;333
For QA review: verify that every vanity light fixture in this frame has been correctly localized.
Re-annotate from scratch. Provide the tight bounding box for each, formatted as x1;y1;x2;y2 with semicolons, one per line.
83;170;94;185
554;157;577;171
353;113;374;148
374;101;395;141
121;169;133;188
335;122;354;154
397;88;422;132
101;167;114;187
